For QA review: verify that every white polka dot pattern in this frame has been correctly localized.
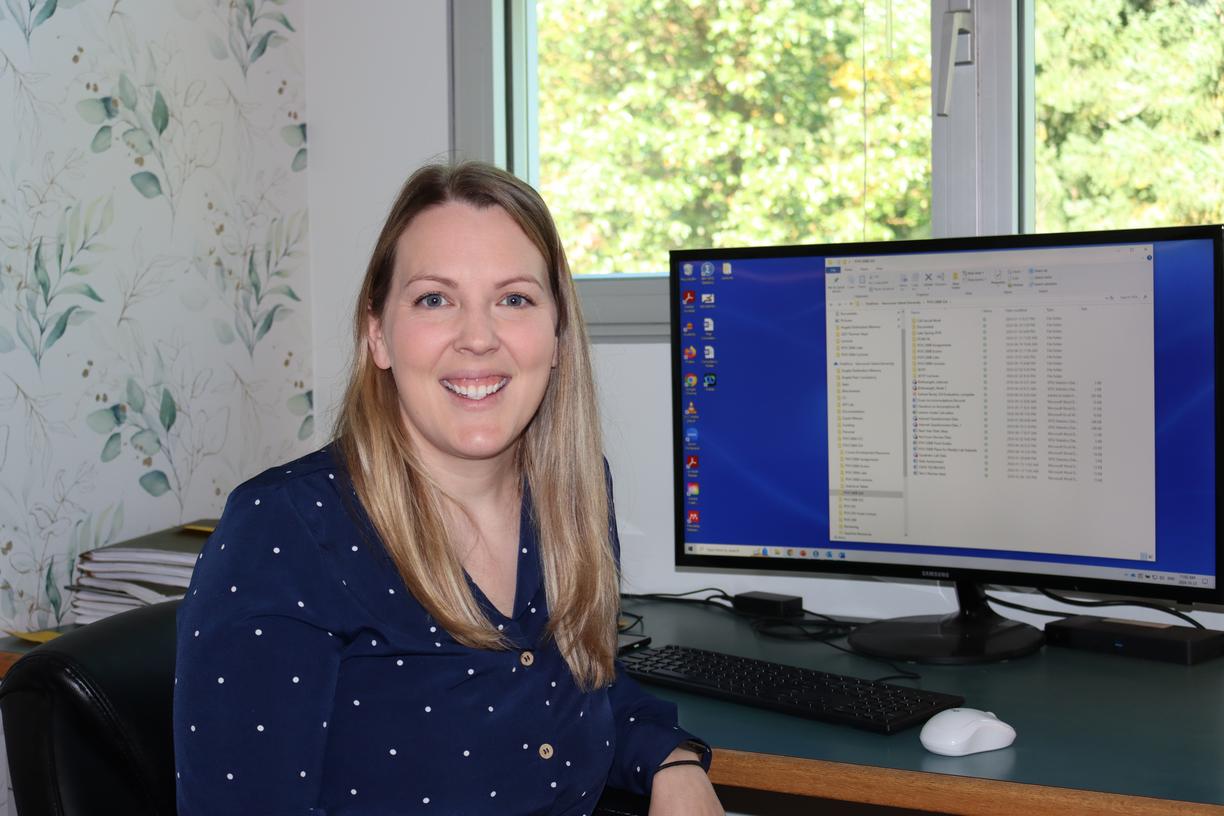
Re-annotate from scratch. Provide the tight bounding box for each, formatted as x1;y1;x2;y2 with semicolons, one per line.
172;447;704;813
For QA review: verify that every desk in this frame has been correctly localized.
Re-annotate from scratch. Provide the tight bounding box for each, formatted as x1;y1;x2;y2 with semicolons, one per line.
622;597;1224;816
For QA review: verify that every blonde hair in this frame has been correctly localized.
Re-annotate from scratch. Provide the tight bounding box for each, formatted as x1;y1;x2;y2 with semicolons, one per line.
333;162;618;689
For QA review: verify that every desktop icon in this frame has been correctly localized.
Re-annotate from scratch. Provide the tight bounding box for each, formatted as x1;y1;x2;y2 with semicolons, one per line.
683;321;694;333
686;482;700;497
683;263;694;277
703;317;715;333
687;509;701;524
685;401;698;416
683;345;697;361
702;373;717;389
700;262;715;279
703;345;715;360
682;290;696;305
684;373;698;388
700;292;715;305
686;455;699;470
722;262;732;276
685;427;699;445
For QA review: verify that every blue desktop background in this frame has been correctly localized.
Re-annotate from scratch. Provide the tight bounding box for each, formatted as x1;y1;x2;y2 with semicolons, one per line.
677;238;1216;577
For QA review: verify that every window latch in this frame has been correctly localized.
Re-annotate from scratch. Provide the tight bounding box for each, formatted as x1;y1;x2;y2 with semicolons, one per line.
935;0;974;117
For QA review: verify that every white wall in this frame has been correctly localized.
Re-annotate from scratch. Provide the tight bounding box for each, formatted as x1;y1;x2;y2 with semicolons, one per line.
305;0;452;431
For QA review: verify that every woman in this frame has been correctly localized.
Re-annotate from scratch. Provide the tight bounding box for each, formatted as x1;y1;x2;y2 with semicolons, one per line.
174;162;724;815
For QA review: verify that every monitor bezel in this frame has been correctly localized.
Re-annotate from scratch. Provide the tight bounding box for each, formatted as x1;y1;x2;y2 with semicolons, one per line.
670;224;1224;606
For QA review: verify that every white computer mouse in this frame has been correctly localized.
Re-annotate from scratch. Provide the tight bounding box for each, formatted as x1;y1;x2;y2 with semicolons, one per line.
919;707;1016;756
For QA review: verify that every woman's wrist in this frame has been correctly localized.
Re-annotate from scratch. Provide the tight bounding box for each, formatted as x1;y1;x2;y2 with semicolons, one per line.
658;740;708;769
655;758;705;773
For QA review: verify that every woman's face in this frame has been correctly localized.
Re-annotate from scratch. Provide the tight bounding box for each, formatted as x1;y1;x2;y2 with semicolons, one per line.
367;202;559;471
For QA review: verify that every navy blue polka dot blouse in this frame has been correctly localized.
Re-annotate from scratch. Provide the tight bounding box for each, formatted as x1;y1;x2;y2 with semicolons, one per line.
173;447;707;814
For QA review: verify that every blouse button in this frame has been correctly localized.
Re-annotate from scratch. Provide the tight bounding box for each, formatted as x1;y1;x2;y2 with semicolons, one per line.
520;651;535;667
538;743;554;759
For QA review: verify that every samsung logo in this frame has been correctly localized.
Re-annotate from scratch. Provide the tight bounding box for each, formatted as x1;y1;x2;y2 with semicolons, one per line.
921;569;951;579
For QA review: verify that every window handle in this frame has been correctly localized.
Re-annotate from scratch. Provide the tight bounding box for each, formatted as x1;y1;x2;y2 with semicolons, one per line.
935;1;974;117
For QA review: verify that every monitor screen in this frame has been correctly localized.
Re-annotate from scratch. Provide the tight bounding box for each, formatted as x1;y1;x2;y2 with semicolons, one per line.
671;226;1223;661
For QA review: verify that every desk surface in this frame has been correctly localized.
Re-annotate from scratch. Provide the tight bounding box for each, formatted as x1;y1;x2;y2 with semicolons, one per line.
622;597;1224;815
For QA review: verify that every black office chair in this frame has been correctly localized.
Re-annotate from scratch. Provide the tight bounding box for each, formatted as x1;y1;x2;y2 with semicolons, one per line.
0;601;179;816
0;601;647;816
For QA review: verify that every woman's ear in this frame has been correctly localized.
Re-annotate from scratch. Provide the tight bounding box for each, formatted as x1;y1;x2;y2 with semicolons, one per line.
367;306;392;370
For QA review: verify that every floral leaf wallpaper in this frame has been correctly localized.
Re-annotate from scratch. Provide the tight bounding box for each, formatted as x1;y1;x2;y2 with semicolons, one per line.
0;0;311;633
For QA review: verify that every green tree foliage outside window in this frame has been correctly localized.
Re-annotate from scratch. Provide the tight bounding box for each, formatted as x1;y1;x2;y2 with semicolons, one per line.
1035;0;1224;232
537;0;932;275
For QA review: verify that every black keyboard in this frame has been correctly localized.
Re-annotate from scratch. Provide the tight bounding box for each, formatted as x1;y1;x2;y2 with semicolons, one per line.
620;644;963;734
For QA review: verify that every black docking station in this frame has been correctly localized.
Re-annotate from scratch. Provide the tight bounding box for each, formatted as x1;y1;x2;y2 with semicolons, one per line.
1045;615;1224;665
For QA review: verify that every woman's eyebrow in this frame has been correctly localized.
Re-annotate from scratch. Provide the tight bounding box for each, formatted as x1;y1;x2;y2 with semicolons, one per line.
494;275;546;289
403;273;459;288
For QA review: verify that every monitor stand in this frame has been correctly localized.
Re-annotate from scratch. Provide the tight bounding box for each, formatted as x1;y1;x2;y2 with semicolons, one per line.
847;581;1044;664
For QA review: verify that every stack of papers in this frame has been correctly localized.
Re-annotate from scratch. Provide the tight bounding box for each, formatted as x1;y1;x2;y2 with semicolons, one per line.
70;520;216;624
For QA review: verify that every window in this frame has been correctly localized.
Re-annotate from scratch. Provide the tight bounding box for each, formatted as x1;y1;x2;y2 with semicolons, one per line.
1031;1;1224;232
534;1;932;276
451;0;1223;339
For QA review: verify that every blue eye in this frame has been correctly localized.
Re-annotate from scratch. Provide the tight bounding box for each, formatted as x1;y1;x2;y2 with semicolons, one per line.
416;293;448;309
501;293;532;308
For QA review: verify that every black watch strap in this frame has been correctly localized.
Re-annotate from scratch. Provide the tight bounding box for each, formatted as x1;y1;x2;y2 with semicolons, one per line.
677;739;710;758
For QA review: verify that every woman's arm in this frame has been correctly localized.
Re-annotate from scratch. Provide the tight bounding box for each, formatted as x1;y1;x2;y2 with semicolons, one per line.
604;666;711;794
603;463;723;811
647;744;724;816
174;479;349;815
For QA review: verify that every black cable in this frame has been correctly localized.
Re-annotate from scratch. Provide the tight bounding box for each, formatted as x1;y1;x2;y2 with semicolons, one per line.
984;593;1074;618
798;607;853;627
984;589;1204;629
617;610;644;634
623;587;734;602
1038;588;1205;629
620;589;735;612
623;591;923;683
746;616;920;681
748;616;853;640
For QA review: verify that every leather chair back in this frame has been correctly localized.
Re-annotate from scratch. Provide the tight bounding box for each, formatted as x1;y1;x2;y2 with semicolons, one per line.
0;601;180;816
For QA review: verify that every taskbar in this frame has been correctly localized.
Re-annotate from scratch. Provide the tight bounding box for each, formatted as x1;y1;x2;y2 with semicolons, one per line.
682;542;1215;590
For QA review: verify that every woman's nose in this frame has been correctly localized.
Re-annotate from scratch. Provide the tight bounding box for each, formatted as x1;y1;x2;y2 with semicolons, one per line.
454;306;499;354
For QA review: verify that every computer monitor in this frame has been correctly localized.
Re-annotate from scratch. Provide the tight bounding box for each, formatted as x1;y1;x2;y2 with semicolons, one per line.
671;225;1224;664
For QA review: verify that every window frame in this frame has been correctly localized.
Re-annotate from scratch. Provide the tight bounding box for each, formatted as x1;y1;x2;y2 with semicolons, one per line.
931;0;1023;238
450;0;1023;342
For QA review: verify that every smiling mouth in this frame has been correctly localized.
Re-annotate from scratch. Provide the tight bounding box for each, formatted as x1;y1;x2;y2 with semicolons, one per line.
442;377;509;401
